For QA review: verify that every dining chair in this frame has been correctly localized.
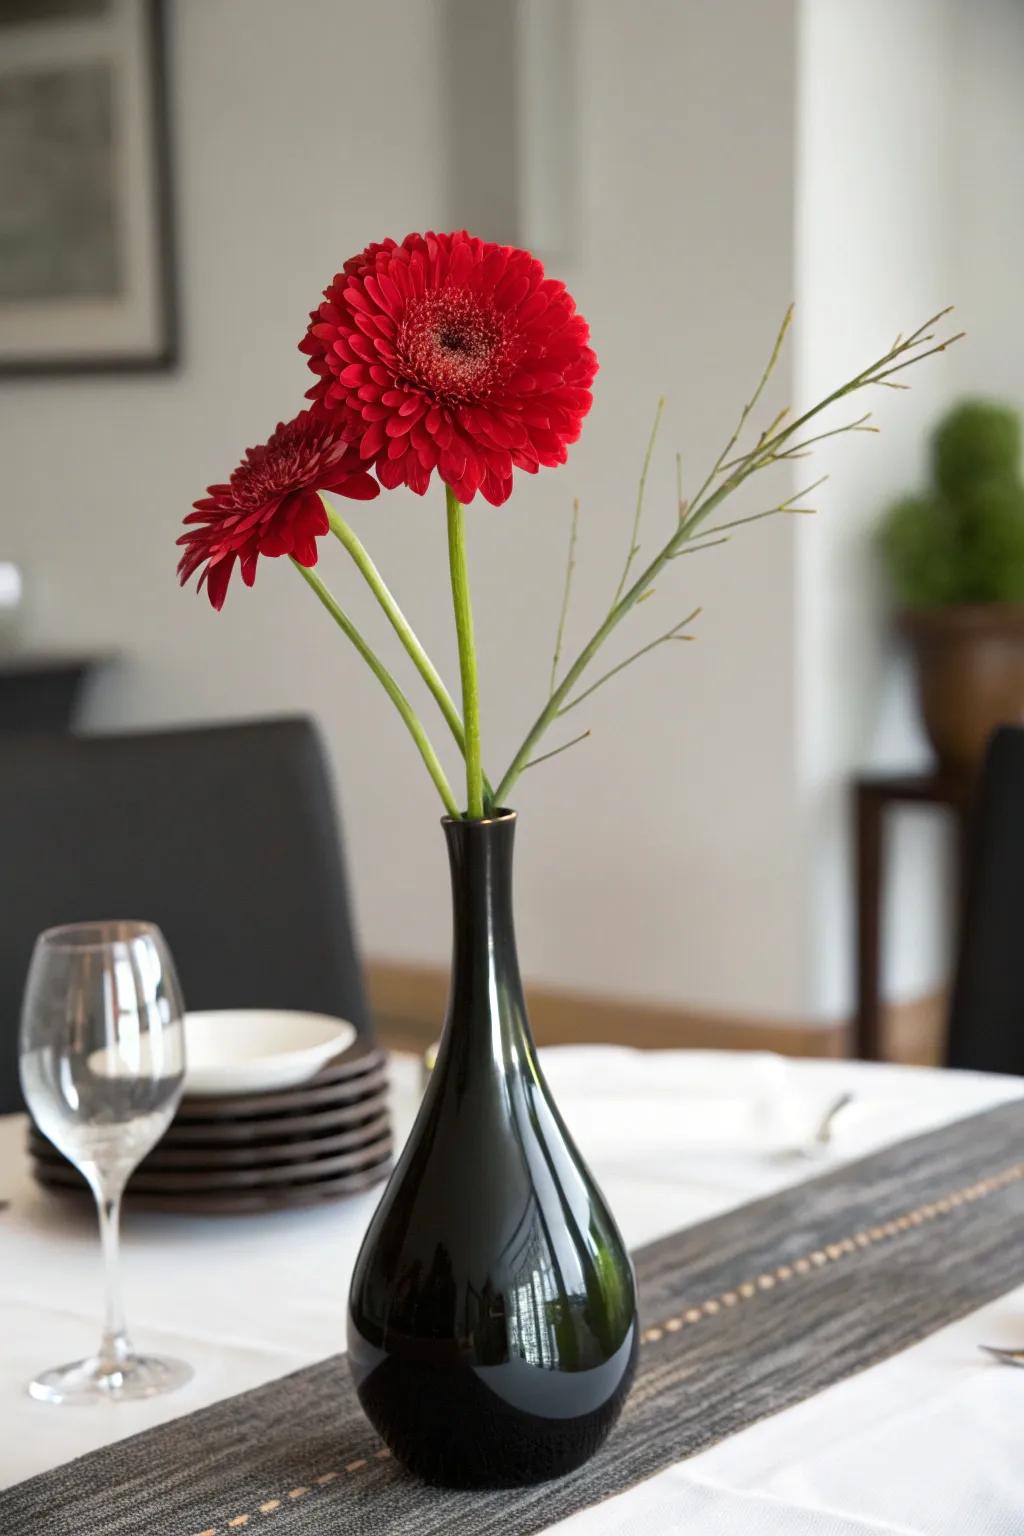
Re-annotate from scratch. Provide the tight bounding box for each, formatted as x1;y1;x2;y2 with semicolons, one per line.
946;725;1024;1075
0;717;369;1113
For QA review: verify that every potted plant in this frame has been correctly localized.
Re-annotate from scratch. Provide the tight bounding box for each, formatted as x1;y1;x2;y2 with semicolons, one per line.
879;400;1024;777
178;230;956;1487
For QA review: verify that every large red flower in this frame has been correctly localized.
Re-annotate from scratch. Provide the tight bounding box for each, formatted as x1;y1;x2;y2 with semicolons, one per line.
178;410;379;609
300;231;597;506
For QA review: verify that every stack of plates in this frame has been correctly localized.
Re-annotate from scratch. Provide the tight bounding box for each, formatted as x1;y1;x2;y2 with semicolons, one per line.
28;1012;393;1215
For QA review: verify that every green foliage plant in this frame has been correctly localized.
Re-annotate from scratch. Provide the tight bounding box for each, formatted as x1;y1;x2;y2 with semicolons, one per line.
879;400;1024;608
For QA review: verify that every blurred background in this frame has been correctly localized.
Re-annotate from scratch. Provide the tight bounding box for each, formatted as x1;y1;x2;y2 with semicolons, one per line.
1;0;1022;1062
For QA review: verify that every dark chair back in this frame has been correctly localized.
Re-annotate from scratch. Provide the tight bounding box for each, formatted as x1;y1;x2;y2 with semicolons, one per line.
947;726;1024;1075
0;718;368;1113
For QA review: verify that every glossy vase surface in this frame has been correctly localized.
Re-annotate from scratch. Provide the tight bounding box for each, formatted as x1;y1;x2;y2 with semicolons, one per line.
347;811;637;1487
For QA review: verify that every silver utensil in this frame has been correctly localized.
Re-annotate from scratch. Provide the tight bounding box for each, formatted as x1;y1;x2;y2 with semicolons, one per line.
789;1091;855;1159
813;1091;854;1148
772;1091;856;1164
979;1344;1024;1367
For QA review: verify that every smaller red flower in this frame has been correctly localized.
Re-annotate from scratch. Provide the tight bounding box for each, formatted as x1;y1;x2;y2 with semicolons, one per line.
178;410;379;609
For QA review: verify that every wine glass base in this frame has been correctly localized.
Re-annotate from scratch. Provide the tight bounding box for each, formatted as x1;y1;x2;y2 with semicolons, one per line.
28;1352;193;1406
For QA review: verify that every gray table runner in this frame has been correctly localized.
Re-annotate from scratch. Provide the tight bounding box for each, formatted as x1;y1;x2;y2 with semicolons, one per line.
6;1099;1024;1536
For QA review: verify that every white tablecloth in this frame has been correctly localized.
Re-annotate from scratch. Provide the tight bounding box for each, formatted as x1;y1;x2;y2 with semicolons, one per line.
2;1047;1023;1534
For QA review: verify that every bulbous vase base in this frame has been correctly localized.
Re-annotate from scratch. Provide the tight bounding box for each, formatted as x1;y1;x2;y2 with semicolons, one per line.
347;812;638;1490
349;1328;638;1488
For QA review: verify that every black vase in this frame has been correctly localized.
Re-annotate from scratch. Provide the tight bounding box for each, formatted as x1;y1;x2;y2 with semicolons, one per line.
347;810;637;1487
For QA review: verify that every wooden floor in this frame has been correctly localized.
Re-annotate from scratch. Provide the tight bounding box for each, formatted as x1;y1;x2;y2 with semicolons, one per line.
369;962;948;1067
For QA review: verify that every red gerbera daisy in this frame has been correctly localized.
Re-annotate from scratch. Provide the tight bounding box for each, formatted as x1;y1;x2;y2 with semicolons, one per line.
300;230;597;506
178;410;379;609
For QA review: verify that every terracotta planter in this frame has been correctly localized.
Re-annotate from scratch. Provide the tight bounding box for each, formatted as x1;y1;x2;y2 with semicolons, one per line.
901;605;1024;777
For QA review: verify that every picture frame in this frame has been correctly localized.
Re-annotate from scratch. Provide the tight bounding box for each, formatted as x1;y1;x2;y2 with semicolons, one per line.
0;0;177;375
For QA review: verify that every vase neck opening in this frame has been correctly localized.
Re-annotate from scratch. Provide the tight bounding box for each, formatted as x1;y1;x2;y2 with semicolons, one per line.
440;811;531;1065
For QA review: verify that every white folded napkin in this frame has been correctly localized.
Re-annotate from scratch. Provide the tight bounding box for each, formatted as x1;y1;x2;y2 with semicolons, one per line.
539;1046;866;1158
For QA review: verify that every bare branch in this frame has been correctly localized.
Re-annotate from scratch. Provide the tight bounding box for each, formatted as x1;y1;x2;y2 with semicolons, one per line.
676;452;687;523
871;332;965;384
558;608;702;718
672;476;826;547
671;534;731;557
493;307;963;807
723;414;876;470
688;303;795;511
524;729;592;772
754;404;791;449
549;497;581;696
680;315;963;547
613;397;665;605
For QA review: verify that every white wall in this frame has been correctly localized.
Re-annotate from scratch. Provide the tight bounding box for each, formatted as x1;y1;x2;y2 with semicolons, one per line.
954;0;1024;406
0;0;807;1019
794;0;962;1021
794;0;1024;1023
3;0;1019;1028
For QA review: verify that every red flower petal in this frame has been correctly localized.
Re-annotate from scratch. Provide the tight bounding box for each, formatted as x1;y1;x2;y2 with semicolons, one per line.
300;229;596;503
178;411;381;608
326;470;380;501
205;554;235;611
360;420;387;458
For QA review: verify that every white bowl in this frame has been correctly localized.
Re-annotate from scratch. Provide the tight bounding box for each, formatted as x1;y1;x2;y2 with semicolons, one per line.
183;1010;357;1097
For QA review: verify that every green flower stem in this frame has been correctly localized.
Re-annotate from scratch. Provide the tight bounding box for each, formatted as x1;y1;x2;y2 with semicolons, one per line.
445;484;484;819
291;557;459;818
321;496;494;809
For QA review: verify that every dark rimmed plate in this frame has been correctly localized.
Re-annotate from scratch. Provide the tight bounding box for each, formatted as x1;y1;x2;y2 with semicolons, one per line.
279;1038;385;1087
32;1157;393;1215
160;1095;390;1144
29;1133;393;1191
174;1062;389;1121
28;1109;393;1169
179;1037;386;1109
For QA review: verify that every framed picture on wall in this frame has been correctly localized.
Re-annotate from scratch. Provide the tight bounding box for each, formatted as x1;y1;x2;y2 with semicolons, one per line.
0;0;176;374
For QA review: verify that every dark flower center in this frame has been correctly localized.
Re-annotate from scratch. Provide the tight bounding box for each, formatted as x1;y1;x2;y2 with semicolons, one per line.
229;422;327;508
399;290;519;402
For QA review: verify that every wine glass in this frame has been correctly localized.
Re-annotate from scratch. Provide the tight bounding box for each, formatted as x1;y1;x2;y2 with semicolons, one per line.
19;920;193;1405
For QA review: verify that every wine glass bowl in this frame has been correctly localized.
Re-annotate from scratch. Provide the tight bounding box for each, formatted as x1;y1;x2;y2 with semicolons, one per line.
19;920;193;1405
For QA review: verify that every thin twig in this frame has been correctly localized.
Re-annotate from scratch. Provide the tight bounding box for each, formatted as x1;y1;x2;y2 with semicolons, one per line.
721;414;875;470
872;335;964;383
671;535;731;556
558;608;701;718
493;307;962;806
670;476;826;549
549;498;580;696
671;507;811;549
739;313;961;477
755;405;790;447
687;304;794;512
524;730;592;772
613;397;664;605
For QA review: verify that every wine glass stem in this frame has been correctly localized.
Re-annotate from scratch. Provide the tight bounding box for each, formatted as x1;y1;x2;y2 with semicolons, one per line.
96;1189;131;1367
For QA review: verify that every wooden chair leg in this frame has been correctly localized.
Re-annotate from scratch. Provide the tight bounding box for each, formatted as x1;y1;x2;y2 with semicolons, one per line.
854;785;884;1061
